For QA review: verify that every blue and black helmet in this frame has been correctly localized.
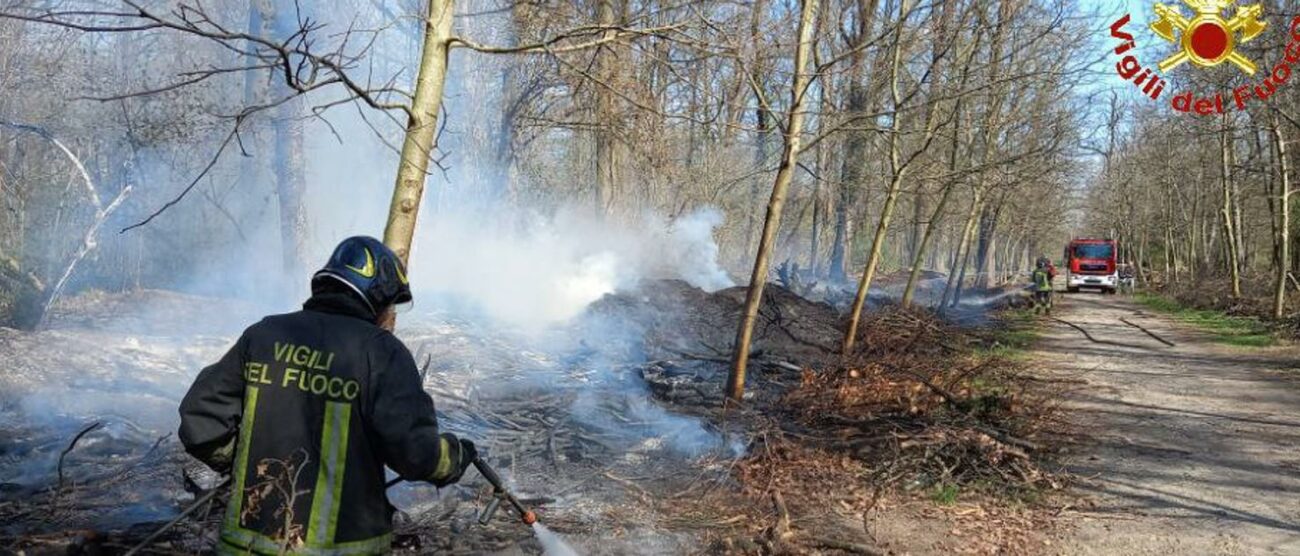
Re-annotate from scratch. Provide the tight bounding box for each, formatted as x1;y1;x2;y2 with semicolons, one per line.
312;236;412;314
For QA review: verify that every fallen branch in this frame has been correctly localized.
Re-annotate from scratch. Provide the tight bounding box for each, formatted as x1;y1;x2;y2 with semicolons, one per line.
974;425;1039;453
38;185;134;329
767;360;803;372
888;366;964;409
814;537;884;556
770;490;791;539
124;477;231;556
57;422;103;490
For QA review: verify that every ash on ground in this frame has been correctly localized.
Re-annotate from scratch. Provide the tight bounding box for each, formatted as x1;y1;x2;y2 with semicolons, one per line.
0;277;1029;554
0;279;836;554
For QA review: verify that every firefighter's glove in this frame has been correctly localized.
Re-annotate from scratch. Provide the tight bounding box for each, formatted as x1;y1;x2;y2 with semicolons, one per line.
430;433;477;487
193;436;236;474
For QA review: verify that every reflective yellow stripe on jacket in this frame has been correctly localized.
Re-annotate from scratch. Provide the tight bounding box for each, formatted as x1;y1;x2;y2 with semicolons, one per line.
224;385;260;533
222;391;386;554
218;529;392;556
307;401;352;545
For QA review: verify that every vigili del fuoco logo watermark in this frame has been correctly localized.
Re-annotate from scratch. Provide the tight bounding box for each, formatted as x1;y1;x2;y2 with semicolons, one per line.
1110;0;1300;115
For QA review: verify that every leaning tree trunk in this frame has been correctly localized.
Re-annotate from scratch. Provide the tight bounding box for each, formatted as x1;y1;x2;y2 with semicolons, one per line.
726;0;819;403
383;0;454;264
842;0;925;354
901;3;966;307
0;121;130;329
1272;116;1291;319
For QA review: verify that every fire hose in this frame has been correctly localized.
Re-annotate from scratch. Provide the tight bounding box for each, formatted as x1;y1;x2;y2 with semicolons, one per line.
385;456;537;525
128;457;533;554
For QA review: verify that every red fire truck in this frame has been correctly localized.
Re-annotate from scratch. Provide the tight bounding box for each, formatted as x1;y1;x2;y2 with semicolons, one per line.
1064;238;1118;294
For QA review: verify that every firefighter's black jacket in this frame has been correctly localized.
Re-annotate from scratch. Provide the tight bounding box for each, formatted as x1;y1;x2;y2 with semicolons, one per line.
179;290;449;555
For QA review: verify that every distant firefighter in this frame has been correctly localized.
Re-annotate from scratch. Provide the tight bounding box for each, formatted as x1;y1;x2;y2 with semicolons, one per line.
1031;258;1055;315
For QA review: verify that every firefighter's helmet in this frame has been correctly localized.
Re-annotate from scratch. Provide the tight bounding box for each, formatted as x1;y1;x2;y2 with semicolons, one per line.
312;236;412;314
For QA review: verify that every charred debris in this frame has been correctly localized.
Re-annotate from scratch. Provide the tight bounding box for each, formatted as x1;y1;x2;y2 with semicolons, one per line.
0;279;1054;554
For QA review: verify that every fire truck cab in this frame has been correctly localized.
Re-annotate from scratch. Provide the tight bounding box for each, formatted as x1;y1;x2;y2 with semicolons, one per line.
1064;238;1118;294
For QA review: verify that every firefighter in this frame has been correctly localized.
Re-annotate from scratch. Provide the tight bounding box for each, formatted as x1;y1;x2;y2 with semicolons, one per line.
178;236;475;555
1031;258;1054;315
1036;255;1058;282
1118;263;1136;294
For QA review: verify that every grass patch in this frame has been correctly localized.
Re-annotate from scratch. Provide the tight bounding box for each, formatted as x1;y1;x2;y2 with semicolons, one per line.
931;483;960;505
974;308;1039;360
1134;292;1276;347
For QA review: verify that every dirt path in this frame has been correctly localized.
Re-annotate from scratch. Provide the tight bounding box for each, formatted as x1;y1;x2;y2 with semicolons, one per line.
1035;293;1300;555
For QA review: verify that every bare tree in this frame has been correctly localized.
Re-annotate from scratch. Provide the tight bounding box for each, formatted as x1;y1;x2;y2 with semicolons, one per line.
726;0;819;403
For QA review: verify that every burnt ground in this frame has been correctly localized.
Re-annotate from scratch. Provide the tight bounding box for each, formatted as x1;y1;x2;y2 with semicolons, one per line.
0;280;1047;555
1037;293;1300;555
0;286;742;554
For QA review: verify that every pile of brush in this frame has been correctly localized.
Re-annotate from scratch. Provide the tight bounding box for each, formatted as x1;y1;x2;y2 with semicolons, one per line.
745;306;1061;498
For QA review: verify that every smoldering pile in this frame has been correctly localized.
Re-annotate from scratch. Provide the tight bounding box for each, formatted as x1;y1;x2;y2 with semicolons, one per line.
361;300;751;554
579;279;843;408
576;277;1027;410
542;279;1061;554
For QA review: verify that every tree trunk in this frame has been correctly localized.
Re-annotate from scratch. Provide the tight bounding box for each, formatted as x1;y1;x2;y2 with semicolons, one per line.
973;201;1000;289
593;0;620;218
382;0;454;263
495;64;523;202
901;2;964;307
810;103;831;275
270;2;308;278
726;0;819;403
826;0;878;283
1294;186;1300;276
842;0;917;354
1273;117;1291;319
1231;141;1245;270
829;77;865;283
1261;127;1281;272
1220;114;1241;297
942;190;982;309
748;102;771;258
241;0;270;242
274;98;307;273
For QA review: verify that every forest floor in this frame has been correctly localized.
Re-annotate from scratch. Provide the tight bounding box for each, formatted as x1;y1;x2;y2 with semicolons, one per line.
1041;293;1300;555
5;286;1298;555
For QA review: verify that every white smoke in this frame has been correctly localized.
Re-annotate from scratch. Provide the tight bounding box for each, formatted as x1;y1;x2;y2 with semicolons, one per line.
407;206;733;329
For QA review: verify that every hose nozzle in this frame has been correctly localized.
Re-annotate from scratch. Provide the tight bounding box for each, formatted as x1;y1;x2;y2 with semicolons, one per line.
472;458;536;526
